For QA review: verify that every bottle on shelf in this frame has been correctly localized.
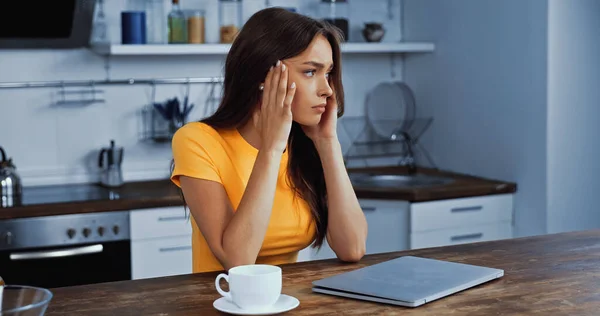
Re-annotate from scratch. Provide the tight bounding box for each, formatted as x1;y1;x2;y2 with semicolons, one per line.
168;0;187;44
320;0;349;41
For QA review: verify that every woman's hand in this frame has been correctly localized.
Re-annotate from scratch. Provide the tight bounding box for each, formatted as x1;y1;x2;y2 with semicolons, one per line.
302;90;338;144
253;60;297;153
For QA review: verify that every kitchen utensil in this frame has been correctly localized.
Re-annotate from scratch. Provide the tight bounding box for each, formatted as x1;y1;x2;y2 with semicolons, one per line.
153;97;194;125
0;285;53;316
0;146;22;208
98;140;124;187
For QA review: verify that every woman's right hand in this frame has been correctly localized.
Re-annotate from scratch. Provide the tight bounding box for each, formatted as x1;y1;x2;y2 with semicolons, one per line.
254;60;296;153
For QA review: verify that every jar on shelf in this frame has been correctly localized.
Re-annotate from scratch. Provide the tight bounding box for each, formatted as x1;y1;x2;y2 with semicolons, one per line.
187;10;206;44
320;0;349;41
219;0;242;43
126;0;166;44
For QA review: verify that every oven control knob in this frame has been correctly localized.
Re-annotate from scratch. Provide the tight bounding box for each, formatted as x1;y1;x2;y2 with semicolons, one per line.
82;227;91;238
67;228;76;239
113;225;120;235
98;226;105;236
4;231;12;245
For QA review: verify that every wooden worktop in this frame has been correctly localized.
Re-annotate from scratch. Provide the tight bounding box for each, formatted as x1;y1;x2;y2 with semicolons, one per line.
45;229;600;315
348;166;516;201
0;166;516;220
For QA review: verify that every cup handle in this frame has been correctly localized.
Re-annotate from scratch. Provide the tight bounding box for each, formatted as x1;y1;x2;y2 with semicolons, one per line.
215;273;231;301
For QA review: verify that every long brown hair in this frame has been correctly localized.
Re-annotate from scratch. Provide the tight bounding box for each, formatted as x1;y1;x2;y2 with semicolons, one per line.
174;8;345;249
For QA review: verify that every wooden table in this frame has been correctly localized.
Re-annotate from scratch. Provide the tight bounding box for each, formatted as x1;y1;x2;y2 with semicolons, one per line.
45;230;600;315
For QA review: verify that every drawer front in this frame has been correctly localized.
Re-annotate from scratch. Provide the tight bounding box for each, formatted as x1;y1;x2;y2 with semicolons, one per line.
410;194;513;232
360;199;410;255
130;207;192;240
299;199;410;262
410;222;512;249
131;236;192;279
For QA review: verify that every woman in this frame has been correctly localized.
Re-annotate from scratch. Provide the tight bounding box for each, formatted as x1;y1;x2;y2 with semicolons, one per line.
170;7;367;273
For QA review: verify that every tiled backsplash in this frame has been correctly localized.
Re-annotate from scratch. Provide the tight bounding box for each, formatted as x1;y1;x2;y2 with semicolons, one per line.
0;0;404;186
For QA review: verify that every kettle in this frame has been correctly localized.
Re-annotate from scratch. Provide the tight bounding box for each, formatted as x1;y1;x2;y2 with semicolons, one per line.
98;140;124;187
0;146;22;207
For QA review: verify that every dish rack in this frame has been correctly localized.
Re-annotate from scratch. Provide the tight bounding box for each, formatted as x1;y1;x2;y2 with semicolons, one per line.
341;116;434;167
139;80;223;143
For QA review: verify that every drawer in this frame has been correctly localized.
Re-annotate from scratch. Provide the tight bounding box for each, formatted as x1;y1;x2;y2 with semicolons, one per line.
360;199;410;255
410;222;512;249
130;207;192;240
410;194;513;232
298;199;410;262
131;235;192;279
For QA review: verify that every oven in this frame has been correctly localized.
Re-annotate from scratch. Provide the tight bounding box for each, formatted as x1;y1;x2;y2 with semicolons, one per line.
0;211;131;288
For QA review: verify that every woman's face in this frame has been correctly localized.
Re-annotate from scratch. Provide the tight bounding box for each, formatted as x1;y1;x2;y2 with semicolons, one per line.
283;34;334;126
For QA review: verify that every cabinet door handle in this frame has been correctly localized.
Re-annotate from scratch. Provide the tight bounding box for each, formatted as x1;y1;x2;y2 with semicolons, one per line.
158;216;187;222
451;206;483;213
450;233;483;242
361;207;376;212
159;245;192;252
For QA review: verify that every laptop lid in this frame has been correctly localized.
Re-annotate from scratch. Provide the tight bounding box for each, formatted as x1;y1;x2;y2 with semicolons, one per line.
312;256;504;307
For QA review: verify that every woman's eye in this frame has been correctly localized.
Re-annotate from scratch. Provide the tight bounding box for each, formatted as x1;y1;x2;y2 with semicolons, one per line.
304;70;331;78
304;70;316;77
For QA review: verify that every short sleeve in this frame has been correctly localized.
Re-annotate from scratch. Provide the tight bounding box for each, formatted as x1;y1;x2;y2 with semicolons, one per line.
170;123;223;187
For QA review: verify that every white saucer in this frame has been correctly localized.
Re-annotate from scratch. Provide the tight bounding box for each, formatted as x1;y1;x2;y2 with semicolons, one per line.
213;294;300;315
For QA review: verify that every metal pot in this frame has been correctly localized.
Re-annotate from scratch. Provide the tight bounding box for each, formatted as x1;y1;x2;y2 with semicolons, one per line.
0;146;23;207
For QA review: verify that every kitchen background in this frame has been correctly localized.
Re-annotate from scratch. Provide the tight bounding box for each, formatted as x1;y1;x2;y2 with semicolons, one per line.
0;0;599;261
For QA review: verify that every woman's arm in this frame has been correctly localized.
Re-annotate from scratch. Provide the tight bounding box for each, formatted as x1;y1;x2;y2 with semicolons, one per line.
316;138;368;262
180;148;282;270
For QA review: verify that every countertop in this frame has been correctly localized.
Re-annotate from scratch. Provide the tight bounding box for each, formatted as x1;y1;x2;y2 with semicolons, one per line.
45;229;600;315
0;166;516;220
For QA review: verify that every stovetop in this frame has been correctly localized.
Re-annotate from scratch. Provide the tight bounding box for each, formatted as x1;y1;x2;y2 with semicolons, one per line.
1;183;142;208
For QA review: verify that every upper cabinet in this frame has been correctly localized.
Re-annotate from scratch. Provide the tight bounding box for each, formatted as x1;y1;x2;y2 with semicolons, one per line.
89;42;435;56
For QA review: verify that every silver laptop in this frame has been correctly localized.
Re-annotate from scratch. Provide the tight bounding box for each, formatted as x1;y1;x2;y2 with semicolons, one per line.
312;256;504;307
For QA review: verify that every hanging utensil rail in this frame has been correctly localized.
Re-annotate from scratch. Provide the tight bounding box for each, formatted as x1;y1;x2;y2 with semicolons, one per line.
0;76;224;89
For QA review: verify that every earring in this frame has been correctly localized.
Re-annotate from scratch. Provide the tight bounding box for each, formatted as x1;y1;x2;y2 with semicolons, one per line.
259;84;264;91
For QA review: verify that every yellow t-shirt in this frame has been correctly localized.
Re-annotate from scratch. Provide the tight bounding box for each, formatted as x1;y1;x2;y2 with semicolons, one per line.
170;121;316;273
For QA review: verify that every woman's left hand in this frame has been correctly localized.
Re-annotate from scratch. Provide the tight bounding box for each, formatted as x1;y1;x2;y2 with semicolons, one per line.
302;92;338;143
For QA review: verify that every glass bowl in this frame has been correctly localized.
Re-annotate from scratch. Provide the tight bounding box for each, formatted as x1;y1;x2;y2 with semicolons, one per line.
0;285;53;316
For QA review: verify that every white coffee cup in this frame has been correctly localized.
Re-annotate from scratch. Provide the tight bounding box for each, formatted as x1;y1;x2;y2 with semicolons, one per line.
215;264;282;310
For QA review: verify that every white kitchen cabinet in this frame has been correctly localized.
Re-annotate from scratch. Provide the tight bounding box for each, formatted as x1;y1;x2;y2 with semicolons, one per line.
298;199;410;262
298;194;514;262
409;194;514;249
410;222;512;249
131;235;192;280
129;206;193;280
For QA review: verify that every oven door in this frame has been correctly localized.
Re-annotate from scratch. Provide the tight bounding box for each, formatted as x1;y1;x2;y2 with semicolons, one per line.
0;240;131;288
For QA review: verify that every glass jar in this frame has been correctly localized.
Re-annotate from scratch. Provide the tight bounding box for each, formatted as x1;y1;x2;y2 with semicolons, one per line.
219;0;242;43
320;0;349;41
145;0;167;44
187;10;206;44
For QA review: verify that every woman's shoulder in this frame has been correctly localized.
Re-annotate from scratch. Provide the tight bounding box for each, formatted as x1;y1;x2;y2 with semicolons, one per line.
175;121;218;136
172;121;225;149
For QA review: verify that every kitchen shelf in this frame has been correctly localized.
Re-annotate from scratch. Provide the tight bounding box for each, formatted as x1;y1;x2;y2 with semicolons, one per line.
89;42;435;56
